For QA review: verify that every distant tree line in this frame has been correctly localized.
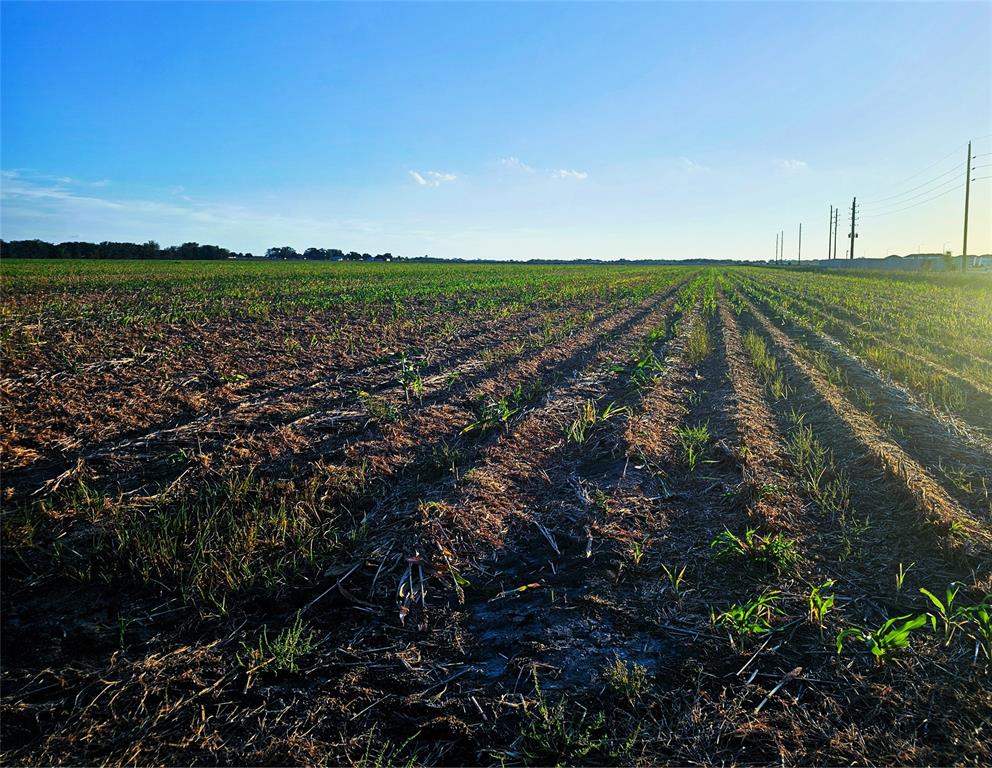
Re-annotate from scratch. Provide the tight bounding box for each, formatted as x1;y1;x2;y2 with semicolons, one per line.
0;239;402;261
265;247;393;261
0;239;243;260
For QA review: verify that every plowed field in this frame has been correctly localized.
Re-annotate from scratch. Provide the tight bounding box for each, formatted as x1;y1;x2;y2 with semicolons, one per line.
2;260;990;765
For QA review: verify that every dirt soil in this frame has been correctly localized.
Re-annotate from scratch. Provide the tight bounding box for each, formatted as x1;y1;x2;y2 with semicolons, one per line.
2;270;990;766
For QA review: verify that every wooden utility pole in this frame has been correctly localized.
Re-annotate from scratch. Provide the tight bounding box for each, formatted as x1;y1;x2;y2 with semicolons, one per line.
963;140;972;272
848;197;857;259
832;207;839;260
827;206;833;260
781;230;784;264
798;222;802;263
775;232;779;263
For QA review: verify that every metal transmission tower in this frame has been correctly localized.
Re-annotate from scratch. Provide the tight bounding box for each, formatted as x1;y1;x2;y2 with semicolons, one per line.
848;198;859;259
963;140;972;272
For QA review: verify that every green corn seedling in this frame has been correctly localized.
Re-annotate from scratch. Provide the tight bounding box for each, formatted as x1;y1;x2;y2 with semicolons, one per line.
808;579;836;628
836;614;929;664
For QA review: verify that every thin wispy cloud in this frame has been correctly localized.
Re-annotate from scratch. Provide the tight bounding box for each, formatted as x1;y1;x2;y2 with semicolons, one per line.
499;156;535;173
679;157;709;172
0;169;385;249
777;159;808;172
551;168;589;180
496;158;588;181
2;169;111;188
409;170;457;187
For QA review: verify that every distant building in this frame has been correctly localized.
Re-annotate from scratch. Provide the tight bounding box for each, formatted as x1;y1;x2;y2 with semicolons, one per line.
813;253;991;272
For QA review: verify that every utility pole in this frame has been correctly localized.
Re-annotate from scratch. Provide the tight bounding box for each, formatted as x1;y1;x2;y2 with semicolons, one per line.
827;206;833;260
798;222;802;263
848;197;858;259
963;140;972;272
832;207;839;260
781;230;784;264
775;232;779;264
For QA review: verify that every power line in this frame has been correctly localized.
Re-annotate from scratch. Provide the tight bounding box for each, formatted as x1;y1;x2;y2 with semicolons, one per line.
859;137;992;205
861;182;966;218
860;174;965;212
860;141;967;202
860;163;962;205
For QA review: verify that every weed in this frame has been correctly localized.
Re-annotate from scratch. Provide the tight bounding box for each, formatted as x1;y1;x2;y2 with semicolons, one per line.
283;335;302;355
105;471;350;600
425;440;463;478
710;527;799;574
519;670;613;765
464;395;518;434
358;390;399;423
713;590;781;638
742;330;788;399
398;353;424;401
629;349;666;391
947;518;971;541
355;725;420;768
785;421;851;519
674;422;710;472
565;400;628;445
603;655;649;703
239;612;319;674
938;458;977;495
838;510;870;561
685;321;713;367
591;489;611;517
566;400;598;445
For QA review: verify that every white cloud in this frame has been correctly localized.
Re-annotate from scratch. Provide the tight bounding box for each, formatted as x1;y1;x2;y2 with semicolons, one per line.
2;169;111;188
0;169;385;251
409;170;457;187
499;156;535;173
679;157;709;172
778;159;808;172
552;168;589;180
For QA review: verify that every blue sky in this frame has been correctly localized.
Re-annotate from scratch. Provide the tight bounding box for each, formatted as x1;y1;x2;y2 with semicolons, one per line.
2;1;989;260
